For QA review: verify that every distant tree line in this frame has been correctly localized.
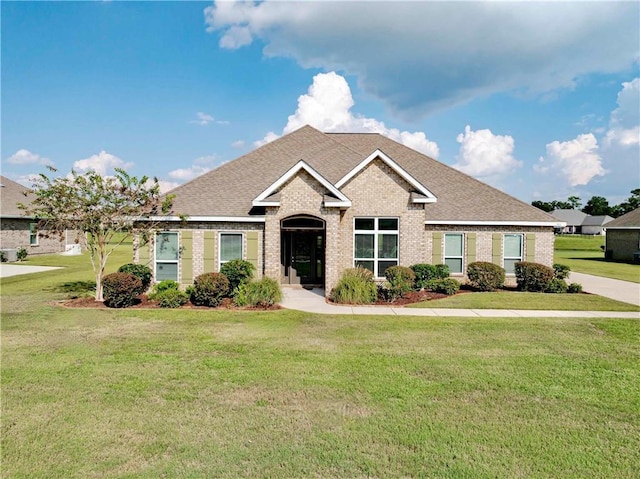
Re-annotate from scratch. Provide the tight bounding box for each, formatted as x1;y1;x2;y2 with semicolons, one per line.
531;188;640;218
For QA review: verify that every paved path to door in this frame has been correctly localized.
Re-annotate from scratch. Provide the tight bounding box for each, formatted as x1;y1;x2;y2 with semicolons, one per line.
281;282;639;318
569;272;640;307
0;263;61;278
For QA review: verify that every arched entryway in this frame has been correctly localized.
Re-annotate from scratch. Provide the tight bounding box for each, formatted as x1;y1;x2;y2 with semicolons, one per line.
280;215;325;286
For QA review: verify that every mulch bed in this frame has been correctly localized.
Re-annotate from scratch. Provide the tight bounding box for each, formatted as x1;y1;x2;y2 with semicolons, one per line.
60;295;281;311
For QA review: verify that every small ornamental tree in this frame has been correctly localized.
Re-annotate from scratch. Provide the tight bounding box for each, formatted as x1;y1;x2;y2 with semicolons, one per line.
19;167;174;301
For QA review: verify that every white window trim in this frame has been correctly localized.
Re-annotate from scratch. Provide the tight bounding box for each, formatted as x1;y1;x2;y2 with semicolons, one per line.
444;233;464;275
503;233;523;275
353;217;399;278
154;231;179;282
29;222;39;246
218;232;244;271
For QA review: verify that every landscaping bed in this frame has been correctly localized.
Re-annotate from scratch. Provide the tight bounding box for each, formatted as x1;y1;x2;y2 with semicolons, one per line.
61;295;281;311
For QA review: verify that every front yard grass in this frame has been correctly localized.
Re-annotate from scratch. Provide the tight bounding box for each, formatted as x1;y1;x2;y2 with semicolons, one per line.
408;290;640;311
2;248;639;477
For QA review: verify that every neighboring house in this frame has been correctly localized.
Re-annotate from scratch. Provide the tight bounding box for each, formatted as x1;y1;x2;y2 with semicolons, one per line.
581;215;614;235
0;175;66;255
551;209;613;235
604;208;640;263
551;209;587;234
138;125;561;294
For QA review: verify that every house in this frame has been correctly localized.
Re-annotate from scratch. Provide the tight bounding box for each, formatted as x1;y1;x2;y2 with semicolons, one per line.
0;175;66;256
604;208;640;263
551;209;613;235
138;125;561;294
581;215;614;235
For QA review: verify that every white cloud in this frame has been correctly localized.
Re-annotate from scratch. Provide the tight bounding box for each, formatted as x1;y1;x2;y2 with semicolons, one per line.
604;78;639;147
167;155;217;181
73;151;133;176
190;112;215;125
538;134;606;187
5;149;53;166
204;1;638;118
157;180;181;194
453;125;521;180
231;139;246;149
255;72;439;158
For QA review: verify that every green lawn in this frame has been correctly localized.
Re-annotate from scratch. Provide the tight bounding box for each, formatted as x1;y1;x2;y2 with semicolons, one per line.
2;249;639;477
554;235;640;283
408;291;639;311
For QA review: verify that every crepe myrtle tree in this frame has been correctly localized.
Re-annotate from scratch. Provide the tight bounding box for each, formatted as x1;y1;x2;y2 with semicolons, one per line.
19;167;175;301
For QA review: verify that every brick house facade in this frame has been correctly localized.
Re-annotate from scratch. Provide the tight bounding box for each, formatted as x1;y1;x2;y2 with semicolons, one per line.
136;126;560;295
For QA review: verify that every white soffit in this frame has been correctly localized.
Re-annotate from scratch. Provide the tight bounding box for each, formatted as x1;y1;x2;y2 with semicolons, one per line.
252;160;351;207
335;149;437;203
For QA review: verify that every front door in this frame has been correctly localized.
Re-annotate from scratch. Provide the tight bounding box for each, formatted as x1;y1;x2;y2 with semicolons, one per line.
282;231;324;285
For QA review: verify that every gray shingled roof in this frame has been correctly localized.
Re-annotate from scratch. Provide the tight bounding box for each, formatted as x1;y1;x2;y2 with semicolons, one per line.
606;208;640;228
0;176;32;217
551;209;588;226
581;215;613;227
168;125;558;223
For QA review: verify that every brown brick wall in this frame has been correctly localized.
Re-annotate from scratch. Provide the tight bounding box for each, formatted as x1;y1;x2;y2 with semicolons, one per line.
0;219;65;255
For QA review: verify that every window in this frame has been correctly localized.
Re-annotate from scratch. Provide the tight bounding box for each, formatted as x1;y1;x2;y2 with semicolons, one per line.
503;234;523;274
444;233;464;274
354;217;398;277
155;231;179;281
219;233;243;269
29;222;38;246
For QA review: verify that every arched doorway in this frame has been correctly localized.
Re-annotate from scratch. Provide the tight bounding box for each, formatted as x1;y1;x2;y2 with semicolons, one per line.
281;215;325;285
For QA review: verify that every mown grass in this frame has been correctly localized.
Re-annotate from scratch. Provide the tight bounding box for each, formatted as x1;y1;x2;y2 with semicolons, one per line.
554;234;640;283
408;290;639;311
2;248;639;477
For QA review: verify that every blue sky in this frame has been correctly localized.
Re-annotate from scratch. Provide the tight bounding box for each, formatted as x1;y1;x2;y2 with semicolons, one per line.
2;1;639;206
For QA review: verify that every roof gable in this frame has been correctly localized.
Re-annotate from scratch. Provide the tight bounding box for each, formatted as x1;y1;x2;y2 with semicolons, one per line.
335;149;437;203
606;208;640;228
0;175;32;217
252;160;351;208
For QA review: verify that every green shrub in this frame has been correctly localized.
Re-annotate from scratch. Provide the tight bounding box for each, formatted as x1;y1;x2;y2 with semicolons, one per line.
220;259;255;292
155;288;189;308
466;262;505;291
16;247;28;261
330;267;377;304
553;263;571;280
545;278;568;293
102;272;142;308
233;283;249;307
189;272;230;307
567;282;583;294
411;264;438;289
425;278;460;295
514;262;554;292
148;279;180;300
385;266;415;296
242;277;282;307
118;263;152;294
0;251;6;262
434;264;450;279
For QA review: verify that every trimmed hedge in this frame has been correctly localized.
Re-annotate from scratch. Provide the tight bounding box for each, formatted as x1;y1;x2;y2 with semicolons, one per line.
220;259;255;292
118;263;152;294
189;272;230;307
553;263;571;280
385;266;415;296
425;278;460;295
514;262;554;292
545;278;568;293
411;263;450;289
568;282;583;294
330;267;377;304
156;289;189;308
103;272;142;308
466;262;505;291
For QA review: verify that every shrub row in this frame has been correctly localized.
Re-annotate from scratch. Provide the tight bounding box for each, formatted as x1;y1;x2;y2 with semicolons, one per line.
103;260;281;308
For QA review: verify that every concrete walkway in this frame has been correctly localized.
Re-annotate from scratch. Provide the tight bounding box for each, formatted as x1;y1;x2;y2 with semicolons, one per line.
281;285;640;318
0;263;61;278
569;272;640;307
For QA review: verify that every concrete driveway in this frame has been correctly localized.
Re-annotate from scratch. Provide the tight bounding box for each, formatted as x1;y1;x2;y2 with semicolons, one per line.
569;272;640;307
0;264;61;278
